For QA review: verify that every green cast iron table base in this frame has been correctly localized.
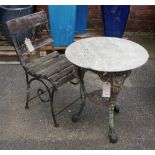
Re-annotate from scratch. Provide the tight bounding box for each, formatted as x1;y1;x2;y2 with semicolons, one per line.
72;66;131;143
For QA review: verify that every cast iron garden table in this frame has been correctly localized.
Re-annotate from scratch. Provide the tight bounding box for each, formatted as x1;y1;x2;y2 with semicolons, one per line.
65;37;149;143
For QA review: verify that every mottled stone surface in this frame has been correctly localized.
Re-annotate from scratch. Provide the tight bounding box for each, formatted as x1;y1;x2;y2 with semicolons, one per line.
65;37;149;72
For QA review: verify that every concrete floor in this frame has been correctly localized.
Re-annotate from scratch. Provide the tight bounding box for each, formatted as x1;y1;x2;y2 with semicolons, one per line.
0;36;155;149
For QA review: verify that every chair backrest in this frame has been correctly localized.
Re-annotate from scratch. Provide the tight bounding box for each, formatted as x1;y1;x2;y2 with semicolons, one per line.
7;11;51;65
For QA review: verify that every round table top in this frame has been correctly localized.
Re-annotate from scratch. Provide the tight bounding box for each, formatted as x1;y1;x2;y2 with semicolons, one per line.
65;37;149;72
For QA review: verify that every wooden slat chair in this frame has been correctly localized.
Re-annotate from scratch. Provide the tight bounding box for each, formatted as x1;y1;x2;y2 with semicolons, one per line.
7;11;76;127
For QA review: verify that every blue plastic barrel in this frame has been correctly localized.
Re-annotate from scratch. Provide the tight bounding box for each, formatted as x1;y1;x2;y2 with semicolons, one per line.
101;5;130;38
75;5;89;35
48;5;77;46
0;5;33;45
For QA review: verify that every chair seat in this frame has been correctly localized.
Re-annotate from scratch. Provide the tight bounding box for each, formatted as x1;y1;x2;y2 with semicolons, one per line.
24;51;75;87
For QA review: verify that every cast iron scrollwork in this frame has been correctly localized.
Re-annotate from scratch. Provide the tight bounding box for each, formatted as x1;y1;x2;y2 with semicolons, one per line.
25;74;59;127
37;88;50;103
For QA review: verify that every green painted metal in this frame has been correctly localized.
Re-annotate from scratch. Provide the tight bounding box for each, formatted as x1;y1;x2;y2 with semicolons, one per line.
107;71;131;143
72;68;131;143
72;66;86;122
78;68;86;115
25;72;30;109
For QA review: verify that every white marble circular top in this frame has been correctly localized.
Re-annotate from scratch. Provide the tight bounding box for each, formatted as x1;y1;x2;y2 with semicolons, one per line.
65;37;149;72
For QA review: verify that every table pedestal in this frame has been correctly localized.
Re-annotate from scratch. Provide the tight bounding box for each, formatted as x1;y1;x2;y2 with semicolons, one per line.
72;66;131;143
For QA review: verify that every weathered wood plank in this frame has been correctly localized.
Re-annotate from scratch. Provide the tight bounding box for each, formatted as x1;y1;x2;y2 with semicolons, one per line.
33;37;53;50
27;56;63;74
54;72;75;87
0;35;7;41
0;46;15;51
0;41;10;46
35;57;71;78
74;33;91;38
0;51;16;56
0;61;19;64
39;45;66;51
0;31;4;36
25;51;60;69
7;11;48;34
49;65;73;82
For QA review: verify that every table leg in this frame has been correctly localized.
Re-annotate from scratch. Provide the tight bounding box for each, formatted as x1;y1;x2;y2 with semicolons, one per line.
108;71;131;143
98;71;131;143
72;66;86;122
108;90;118;143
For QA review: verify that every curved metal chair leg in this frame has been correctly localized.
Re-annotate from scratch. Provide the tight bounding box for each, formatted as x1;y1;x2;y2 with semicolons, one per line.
25;72;30;109
49;88;59;127
72;67;86;123
27;77;59;127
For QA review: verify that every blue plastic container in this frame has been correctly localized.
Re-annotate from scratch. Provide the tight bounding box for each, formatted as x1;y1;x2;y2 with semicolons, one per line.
0;5;33;45
75;5;89;35
101;5;130;38
48;5;77;46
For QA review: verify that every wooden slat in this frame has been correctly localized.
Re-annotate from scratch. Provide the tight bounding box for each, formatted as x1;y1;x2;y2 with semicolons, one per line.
25;51;60;69
26;55;73;81
40;45;66;51
0;51;16;56
0;61;19;64
7;11;48;34
0;41;10;46
33;37;53;50
54;72;75;87
74;33;91;38
27;56;64;75
0;46;15;51
0;35;7;41
36;57;71;78
49;65;73;82
0;31;4;36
